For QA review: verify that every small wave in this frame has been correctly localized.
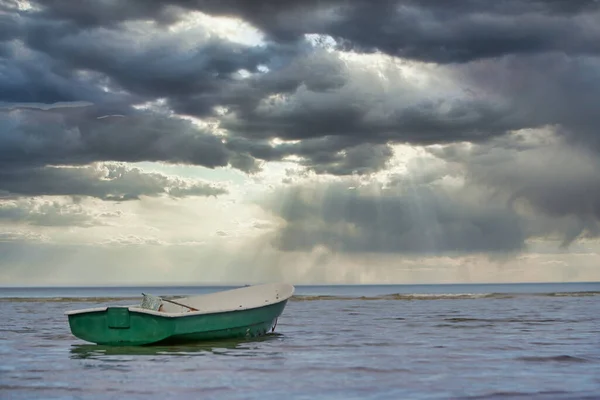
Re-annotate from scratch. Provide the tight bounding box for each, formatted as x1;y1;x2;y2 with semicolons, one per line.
462;390;585;399
444;317;483;322
290;295;358;302
2;291;599;303
516;355;591;363
0;297;134;303
290;293;495;301
382;293;498;300
291;293;512;301
542;291;600;297
444;317;562;323
292;291;600;301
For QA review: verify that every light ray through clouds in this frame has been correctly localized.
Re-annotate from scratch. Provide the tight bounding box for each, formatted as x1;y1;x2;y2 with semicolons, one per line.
1;0;599;285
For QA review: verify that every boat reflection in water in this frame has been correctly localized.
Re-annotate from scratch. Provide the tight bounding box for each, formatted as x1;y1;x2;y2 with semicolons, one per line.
69;333;284;359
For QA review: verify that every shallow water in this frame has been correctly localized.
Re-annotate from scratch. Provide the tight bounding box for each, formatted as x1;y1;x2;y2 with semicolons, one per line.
1;283;600;399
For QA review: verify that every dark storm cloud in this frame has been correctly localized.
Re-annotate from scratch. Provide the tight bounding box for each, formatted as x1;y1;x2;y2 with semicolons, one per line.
260;132;600;254
227;152;262;174
9;2;314;113
0;40;138;107
0;12;21;42
1;0;599;185
0;0;598;264
33;0;182;28
28;0;600;63
306;143;394;176
0;107;230;169
455;54;600;149
29;0;328;40
221;84;517;144
0;16;267;184
0;163;226;201
216;49;522;159
260;181;525;254
0;104;229;201
4;4;302;122
164;42;323;118
17;18;275;114
429;132;600;246
226;136;394;176
221;54;600;176
3;5;359;176
326;0;600;63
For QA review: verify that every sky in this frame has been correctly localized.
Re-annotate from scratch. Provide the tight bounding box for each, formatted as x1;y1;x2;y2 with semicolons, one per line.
1;0;600;285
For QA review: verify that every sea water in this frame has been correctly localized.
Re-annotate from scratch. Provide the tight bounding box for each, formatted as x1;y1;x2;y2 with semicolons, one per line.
1;282;599;399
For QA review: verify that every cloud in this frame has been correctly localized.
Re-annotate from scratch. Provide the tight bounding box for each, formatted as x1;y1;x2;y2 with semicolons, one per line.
0;39;126;106
260;179;525;255
0;101;94;110
0;107;231;170
21;16;274;112
0;3;534;177
454;54;600;150
221;52;517;174
33;0;182;29
0;11;22;43
227;136;396;176
324;0;600;63
2;236;599;285
0;198;98;227
36;0;595;63
308;143;394;176
0;230;49;243
0;0;599;287
0;163;227;200
35;0;599;63
4;1;599;179
101;234;166;246
256;129;600;255
430;129;600;246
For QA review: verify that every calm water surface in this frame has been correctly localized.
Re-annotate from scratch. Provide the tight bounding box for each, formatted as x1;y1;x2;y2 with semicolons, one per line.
1;283;600;399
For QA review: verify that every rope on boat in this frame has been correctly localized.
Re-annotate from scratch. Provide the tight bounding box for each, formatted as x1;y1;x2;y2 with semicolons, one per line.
272;318;278;332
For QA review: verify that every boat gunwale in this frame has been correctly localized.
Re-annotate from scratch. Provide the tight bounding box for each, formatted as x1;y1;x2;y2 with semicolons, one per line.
65;284;294;318
65;298;290;318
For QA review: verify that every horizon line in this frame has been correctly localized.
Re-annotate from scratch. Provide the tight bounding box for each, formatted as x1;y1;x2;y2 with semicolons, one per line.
1;280;599;289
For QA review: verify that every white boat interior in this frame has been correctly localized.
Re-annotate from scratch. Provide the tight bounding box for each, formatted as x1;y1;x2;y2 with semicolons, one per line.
157;282;294;313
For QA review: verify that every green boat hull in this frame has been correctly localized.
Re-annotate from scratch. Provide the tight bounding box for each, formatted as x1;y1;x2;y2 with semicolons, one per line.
67;300;288;346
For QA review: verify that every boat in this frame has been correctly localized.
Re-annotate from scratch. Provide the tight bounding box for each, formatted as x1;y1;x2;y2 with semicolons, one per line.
65;283;294;346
